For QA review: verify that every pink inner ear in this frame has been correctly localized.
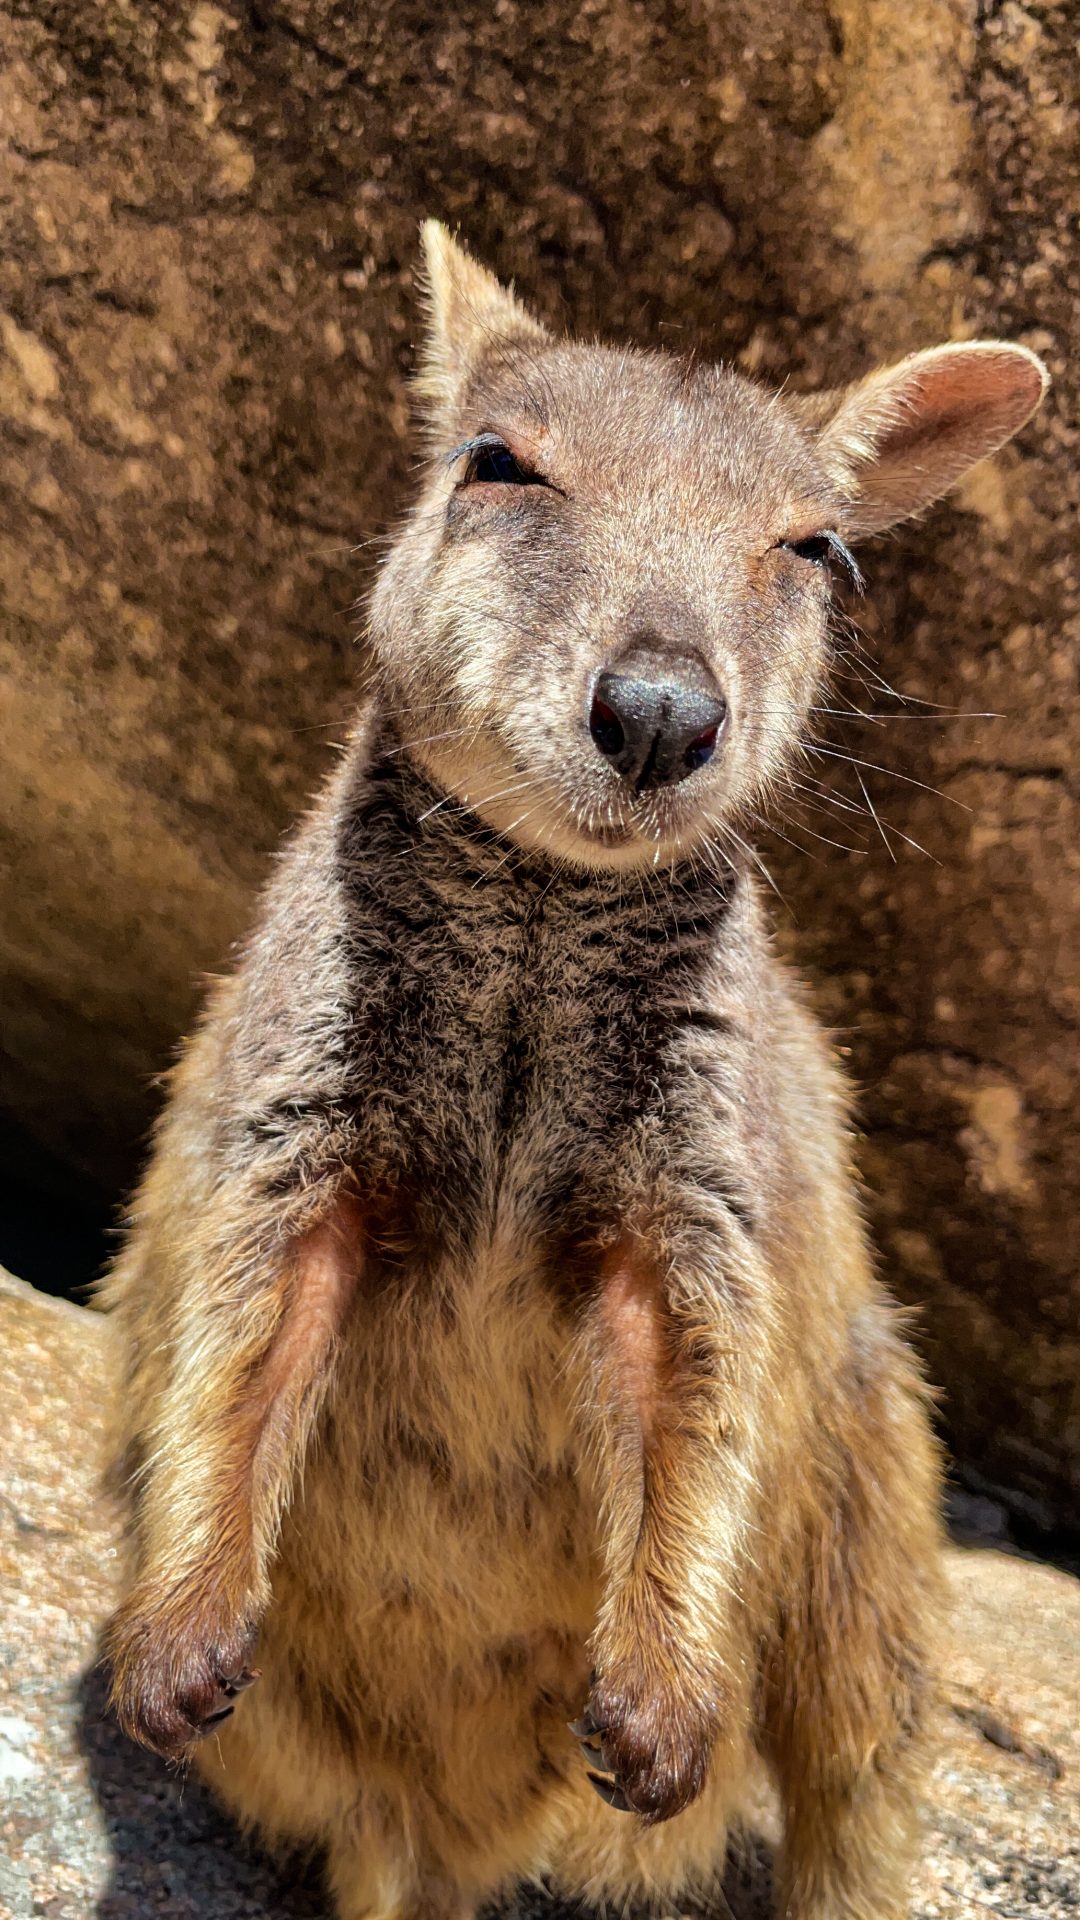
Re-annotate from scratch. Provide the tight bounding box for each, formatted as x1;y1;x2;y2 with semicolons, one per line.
827;341;1048;535
880;347;1047;460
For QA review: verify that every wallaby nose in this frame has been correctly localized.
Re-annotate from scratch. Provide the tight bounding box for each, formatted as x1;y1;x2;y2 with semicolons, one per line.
589;648;728;792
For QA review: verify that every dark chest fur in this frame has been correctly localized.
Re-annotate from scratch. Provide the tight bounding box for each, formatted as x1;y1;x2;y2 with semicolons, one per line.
326;750;751;1265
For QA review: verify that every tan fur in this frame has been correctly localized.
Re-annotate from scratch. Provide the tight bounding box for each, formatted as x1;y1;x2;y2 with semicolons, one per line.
100;226;1047;1918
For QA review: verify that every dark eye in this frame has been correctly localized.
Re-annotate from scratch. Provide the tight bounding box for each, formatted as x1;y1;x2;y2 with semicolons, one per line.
779;531;864;591
447;434;547;489
471;442;530;485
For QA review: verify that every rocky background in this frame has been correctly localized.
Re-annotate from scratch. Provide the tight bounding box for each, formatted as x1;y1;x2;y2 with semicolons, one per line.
0;1;1076;1536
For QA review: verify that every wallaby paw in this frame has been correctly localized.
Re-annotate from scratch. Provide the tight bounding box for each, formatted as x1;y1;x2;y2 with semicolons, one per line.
573;1665;720;1823
106;1596;261;1760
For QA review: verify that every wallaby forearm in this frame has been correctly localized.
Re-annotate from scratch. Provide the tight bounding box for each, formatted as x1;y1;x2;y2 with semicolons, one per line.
579;1224;770;1819
106;1177;364;1755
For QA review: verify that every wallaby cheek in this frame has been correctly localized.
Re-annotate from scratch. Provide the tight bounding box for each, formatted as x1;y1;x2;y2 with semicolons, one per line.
731;608;827;799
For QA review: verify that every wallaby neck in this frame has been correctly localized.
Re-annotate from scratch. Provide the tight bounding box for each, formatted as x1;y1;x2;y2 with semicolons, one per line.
346;709;745;940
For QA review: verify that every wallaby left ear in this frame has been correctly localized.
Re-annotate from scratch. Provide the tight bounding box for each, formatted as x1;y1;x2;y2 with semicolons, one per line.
795;342;1049;536
416;221;550;431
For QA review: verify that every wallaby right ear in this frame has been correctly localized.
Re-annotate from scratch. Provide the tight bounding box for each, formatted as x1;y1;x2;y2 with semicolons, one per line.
416;221;550;431
793;342;1049;536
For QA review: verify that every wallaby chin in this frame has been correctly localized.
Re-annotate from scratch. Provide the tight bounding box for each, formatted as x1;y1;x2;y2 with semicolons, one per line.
408;733;742;876
102;223;1043;1920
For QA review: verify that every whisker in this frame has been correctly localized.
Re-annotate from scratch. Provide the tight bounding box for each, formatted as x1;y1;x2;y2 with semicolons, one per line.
705;817;791;913
756;809;865;858
852;765;896;863
784;776;873;821
741;706;1003;725
802;744;971;810
384;725;484;758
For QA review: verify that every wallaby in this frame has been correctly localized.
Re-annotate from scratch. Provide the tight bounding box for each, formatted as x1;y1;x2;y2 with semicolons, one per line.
102;221;1048;1920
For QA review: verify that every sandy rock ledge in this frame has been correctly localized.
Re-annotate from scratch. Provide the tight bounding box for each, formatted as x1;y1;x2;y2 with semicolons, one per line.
1;1267;1077;1919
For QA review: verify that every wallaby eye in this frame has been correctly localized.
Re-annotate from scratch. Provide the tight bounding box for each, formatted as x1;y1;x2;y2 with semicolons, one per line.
472;442;529;485
447;434;545;488
779;531;864;592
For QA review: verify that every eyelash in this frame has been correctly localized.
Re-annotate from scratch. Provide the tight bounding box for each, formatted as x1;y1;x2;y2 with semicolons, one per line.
446;434;549;488
779;532;864;591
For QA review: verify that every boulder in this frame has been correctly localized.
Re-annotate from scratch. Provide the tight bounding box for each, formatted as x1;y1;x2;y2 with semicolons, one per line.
1;1267;1078;1918
0;0;1076;1527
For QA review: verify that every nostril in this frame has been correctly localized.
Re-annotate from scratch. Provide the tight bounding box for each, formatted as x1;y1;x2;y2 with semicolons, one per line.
683;699;728;772
684;726;718;771
589;693;626;761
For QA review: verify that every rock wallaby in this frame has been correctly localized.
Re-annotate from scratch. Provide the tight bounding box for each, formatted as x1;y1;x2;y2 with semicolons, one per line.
102;222;1048;1920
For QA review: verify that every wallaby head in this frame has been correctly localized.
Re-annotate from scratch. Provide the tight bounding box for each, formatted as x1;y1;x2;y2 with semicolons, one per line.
368;222;1047;871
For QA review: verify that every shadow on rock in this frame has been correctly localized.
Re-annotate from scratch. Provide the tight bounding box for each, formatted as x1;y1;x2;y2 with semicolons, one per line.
76;1663;772;1920
76;1662;327;1919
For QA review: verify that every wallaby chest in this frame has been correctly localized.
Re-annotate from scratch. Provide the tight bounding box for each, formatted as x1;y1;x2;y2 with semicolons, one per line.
336;761;732;1267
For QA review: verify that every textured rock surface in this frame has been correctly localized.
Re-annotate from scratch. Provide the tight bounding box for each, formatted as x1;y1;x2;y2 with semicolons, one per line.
2;1266;1079;1919
0;2;1076;1524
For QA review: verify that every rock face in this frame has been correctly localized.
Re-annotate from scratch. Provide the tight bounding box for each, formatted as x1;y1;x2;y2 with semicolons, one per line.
2;1267;1079;1919
0;1271;325;1920
0;2;1076;1526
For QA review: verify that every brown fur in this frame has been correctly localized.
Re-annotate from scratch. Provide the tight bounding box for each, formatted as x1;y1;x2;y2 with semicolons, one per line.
100;223;1047;1918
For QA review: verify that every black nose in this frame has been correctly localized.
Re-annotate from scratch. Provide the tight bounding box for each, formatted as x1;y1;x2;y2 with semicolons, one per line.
589;653;728;792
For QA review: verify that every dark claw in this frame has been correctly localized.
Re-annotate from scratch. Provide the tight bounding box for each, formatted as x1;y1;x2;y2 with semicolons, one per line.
222;1667;260;1698
568;1709;606;1741
570;1711;621;1777
200;1704;235;1732
587;1769;634;1813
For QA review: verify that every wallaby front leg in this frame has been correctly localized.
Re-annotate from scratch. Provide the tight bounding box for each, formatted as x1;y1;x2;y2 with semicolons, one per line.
576;1230;765;1823
106;1188;364;1758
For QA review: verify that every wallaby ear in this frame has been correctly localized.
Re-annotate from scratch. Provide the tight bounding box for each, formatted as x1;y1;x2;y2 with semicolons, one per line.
795;342;1049;537
416;221;550;428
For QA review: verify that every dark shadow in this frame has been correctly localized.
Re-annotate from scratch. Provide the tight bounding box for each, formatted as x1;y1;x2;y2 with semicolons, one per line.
946;1473;1080;1579
76;1662;328;1919
0;1120;117;1303
717;1835;775;1920
481;1834;773;1920
76;1663;773;1919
